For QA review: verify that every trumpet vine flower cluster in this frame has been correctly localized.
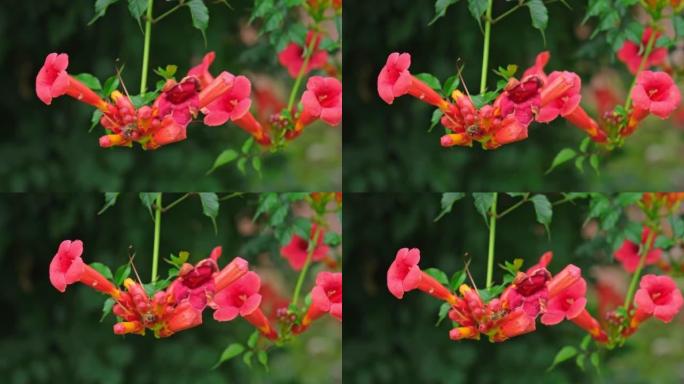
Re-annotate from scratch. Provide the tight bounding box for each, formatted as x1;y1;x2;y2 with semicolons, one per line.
36;52;272;149
49;239;342;339
387;246;683;344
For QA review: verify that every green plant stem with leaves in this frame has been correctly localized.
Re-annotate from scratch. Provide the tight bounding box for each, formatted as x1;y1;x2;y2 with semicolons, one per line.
151;192;162;283
479;0;494;94
291;225;322;306
140;0;155;95
486;192;498;289
286;29;320;112
622;227;656;309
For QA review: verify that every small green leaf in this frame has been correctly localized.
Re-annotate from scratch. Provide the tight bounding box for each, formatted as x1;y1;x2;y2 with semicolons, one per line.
473;193;495;226
547;346;577;371
89;0;121;25
429;0;461;25
590;352;600;372
247;331;259;349
243;351;254;368
467;0;488;29
207;149;239;175
187;0;209;42
257;350;269;371
580;334;592;351
101;76;120;98
199;192;219;233
252;157;262;173
324;232;341;247
153;65;178;80
449;270;466;291
212;343;245;369
237;157;247;174
139;193;158;218
73;73;102;90
574;156;585;173
429;109;443;132
579;137;591;153
530;194;552;234
241;137;255;154
576;354;586;371
100;298;115;322
435;302;451;326
114;264;131;286
442;75;460;97
434;192;466;221
127;0;148;24
414;73;441;91
90;109;103;132
589;154;600;175
546;148;576;174
98;192;119;215
527;0;548;43
424;268;449;286
89;262;113;280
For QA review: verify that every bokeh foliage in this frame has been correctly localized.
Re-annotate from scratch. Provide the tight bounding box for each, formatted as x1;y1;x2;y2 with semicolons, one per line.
0;193;341;383
342;1;684;192
0;0;341;192
342;193;684;383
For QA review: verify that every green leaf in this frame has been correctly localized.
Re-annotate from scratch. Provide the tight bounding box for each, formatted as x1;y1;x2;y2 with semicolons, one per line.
590;352;600;373
254;193;278;221
449;270;466;291
579;137;591;153
424;268;449;286
434;192;466;221
547;346;577;371
98;192;119;215
247;331;259;349
241;137;255;154
207;150;239;175
530;194;552;234
589;154;600;175
243;351;254;368
442;75;460;97
102;76;120;98
429;0;461;25
467;0;488;28
616;193;642;207
435;302;451;326
90;109;103;132
429;109;443;132
414;73;441;91
237;158;247;174
114;264;131;286
73;73;102;90
187;0;209;42
89;262;113;280
580;334;592;351
127;0;148;23
527;0;548;42
473;193;495;226
167;251;190;267
212;343;245;369
199;192;219;233
576;354;586;371
324;232;342;247
139;193;157;218
574;156;585;173
89;0;121;25
257;350;269;371
252;157;262;173
153;65;178;80
546;148;576;174
100;298;115;322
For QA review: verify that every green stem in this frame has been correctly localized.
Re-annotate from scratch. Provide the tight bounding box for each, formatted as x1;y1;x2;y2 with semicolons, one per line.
496;193;530;219
140;0;154;95
286;30;319;112
486;192;498;289
623;26;658;111
623;228;656;310
291;225;322;306
152;1;184;23
162;193;192;212
479;0;494;94
151;193;162;283
491;3;523;24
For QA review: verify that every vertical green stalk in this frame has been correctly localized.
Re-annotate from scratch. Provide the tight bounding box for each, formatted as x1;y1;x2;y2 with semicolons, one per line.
140;0;155;95
286;31;319;112
291;226;322;306
151;193;162;283
479;0;494;94
486;193;498;289
623;228;656;309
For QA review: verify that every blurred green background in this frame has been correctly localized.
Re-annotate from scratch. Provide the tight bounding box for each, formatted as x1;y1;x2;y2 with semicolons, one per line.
0;0;341;192
342;1;684;191
0;193;341;383
343;193;684;383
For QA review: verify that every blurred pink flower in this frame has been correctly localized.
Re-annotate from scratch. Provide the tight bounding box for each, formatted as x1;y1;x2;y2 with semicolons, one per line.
631;70;681;119
614;227;662;273
278;31;328;78
617;28;667;74
187;51;216;89
280;224;329;271
302;271;342;326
